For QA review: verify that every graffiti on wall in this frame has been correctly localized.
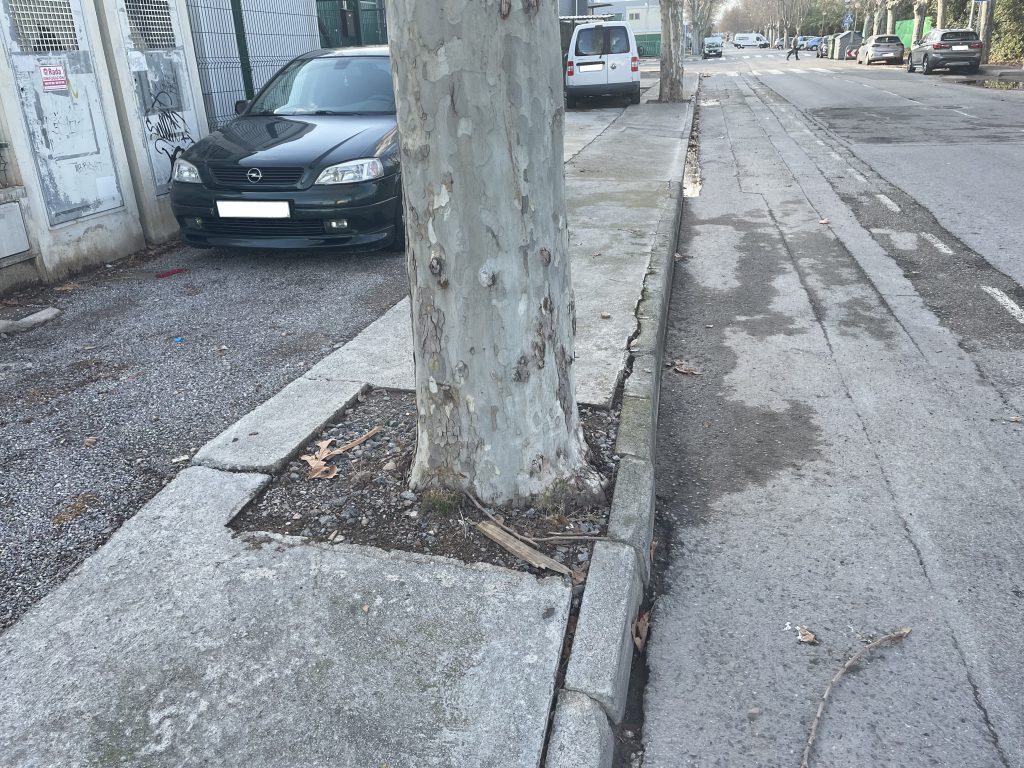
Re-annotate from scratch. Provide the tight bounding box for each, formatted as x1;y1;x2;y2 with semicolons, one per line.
134;52;199;192
143;80;195;175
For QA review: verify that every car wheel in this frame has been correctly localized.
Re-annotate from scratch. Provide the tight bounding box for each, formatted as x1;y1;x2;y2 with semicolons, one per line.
906;55;915;72
921;55;932;74
566;93;577;109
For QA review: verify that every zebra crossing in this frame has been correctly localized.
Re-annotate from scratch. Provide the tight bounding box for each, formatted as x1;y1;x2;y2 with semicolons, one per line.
723;67;834;76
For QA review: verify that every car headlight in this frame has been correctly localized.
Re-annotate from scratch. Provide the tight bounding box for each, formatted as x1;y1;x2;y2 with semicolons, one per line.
314;158;385;185
172;158;201;184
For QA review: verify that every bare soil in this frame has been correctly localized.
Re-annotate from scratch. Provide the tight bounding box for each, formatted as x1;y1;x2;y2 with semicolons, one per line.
230;389;620;575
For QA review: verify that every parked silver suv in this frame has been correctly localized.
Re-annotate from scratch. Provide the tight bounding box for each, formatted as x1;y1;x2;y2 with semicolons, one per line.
907;28;982;74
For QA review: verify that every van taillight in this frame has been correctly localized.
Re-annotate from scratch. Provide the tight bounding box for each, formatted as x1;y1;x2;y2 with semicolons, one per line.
567;60;575;76
631;56;639;72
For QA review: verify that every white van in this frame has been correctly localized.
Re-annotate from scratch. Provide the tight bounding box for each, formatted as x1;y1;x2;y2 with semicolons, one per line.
564;22;641;108
733;33;770;48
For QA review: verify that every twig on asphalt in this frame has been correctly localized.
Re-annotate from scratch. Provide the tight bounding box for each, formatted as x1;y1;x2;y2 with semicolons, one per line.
464;492;539;547
531;534;606;542
800;627;913;768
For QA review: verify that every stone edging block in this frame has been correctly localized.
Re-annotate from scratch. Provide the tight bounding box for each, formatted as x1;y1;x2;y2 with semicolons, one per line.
544;690;614;768
562;540;644;724
193;376;365;473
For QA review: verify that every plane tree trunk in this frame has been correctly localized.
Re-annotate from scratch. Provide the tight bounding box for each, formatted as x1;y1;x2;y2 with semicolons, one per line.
660;0;687;101
385;0;603;506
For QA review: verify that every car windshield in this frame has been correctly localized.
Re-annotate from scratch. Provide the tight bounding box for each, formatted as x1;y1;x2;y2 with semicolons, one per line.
249;55;395;116
941;30;979;41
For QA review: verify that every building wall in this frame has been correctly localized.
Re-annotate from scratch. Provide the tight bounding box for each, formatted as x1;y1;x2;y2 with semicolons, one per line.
0;0;145;293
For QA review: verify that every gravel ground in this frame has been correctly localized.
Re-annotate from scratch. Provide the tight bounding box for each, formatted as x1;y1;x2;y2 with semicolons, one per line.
0;242;407;633
232;389;620;575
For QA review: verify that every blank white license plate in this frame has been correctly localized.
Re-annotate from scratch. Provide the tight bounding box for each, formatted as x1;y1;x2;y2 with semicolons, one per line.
579;63;604;72
216;200;290;219
952;45;969;50
883;52;894;56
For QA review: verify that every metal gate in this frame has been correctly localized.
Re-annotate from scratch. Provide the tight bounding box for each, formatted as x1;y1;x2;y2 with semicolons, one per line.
112;0;203;193
0;0;124;225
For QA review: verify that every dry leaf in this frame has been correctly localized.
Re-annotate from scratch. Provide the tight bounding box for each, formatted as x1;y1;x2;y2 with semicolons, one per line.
306;459;338;480
818;218;830;225
633;610;651;653
361;604;370;614
673;360;703;375
797;625;819;645
571;562;589;586
83;436;98;447
1009;415;1022;423
674;252;683;261
54;282;79;292
600;312;611;319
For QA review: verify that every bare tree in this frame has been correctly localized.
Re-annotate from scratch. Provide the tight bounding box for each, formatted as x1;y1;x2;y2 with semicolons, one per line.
872;0;885;35
885;0;900;34
936;0;946;28
386;0;603;506
660;0;687;101
978;0;995;63
686;0;727;52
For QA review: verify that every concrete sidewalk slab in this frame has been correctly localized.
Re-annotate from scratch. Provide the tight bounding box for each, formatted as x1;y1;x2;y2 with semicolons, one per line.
0;466;570;767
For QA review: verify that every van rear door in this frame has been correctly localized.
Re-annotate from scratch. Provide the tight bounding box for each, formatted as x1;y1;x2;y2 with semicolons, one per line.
605;25;636;85
569;25;608;89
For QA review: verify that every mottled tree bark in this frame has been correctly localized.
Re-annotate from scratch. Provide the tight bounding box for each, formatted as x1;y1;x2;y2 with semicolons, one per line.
885;0;898;34
978;0;995;64
936;0;946;29
911;0;928;47
873;1;885;36
385;0;602;506
660;0;687;102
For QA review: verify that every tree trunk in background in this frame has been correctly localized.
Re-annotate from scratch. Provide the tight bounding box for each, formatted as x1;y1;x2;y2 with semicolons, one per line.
936;0;946;28
911;0;927;46
660;0;686;101
386;0;602;506
978;0;995;63
873;3;885;35
885;1;897;34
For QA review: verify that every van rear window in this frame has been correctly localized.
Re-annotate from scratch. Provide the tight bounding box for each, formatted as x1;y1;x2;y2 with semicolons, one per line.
941;30;979;41
575;28;603;56
608;26;630;54
876;36;901;43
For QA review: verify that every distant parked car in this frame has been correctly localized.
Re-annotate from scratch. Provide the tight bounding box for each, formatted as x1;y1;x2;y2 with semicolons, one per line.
564;21;641;107
702;36;724;58
774;37;785;49
795;35;815;49
907;28;983;74
857;34;905;64
734;32;770;48
803;36;822;50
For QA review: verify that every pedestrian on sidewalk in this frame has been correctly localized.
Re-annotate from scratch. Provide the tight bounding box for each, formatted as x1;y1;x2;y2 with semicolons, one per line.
786;39;800;61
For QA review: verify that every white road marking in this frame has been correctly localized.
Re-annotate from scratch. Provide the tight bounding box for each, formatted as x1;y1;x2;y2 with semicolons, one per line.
847;168;867;183
815;139;825;145
920;232;953;255
981;286;1024;325
956;110;978;119
762;69;782;74
810;67;830;72
726;71;739;77
882;90;899;96
829;151;842;161
743;55;751;59
871;228;918;250
875;193;901;213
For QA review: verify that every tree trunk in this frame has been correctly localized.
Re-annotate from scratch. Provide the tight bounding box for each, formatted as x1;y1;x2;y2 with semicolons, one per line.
873;4;884;35
660;0;686;102
885;4;896;35
386;0;602;506
936;0;946;29
911;1;926;45
978;0;995;63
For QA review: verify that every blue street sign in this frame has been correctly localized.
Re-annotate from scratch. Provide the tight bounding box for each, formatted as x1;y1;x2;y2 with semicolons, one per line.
842;13;853;30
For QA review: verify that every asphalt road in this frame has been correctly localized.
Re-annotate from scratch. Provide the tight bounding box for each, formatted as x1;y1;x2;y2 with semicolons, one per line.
0;107;627;634
645;48;1024;767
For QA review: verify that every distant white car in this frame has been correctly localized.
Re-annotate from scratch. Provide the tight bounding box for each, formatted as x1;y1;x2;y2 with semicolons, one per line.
733;33;770;48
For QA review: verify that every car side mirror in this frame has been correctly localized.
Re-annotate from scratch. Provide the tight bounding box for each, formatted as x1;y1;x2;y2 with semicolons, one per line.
234;99;250;115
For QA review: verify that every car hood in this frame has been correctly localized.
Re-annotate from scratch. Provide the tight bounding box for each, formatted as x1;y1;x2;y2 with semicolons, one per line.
187;114;399;170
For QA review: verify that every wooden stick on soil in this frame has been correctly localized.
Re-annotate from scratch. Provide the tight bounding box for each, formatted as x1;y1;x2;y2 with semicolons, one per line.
464;492;539;547
476;521;571;576
322;425;381;459
800;627;913;768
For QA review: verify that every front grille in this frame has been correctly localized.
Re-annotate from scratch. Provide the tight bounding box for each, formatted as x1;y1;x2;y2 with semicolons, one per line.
206;165;305;188
202;218;327;237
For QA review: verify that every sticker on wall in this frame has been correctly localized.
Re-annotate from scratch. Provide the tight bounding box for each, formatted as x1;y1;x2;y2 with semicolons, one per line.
40;65;69;92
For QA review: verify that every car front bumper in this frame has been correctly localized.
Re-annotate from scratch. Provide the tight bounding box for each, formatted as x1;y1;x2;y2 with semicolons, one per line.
170;173;402;250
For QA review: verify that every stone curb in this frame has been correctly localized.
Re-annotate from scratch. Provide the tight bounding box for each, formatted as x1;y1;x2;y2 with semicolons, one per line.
546;92;697;765
193;376;366;473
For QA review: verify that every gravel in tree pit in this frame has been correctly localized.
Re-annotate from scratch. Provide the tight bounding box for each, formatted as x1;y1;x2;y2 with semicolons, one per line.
231;389;619;574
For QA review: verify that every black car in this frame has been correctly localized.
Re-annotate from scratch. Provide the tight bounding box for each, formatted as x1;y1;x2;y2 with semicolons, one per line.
171;46;402;250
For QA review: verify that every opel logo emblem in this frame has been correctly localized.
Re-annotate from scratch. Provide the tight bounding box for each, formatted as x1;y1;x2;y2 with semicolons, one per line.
246;168;262;183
